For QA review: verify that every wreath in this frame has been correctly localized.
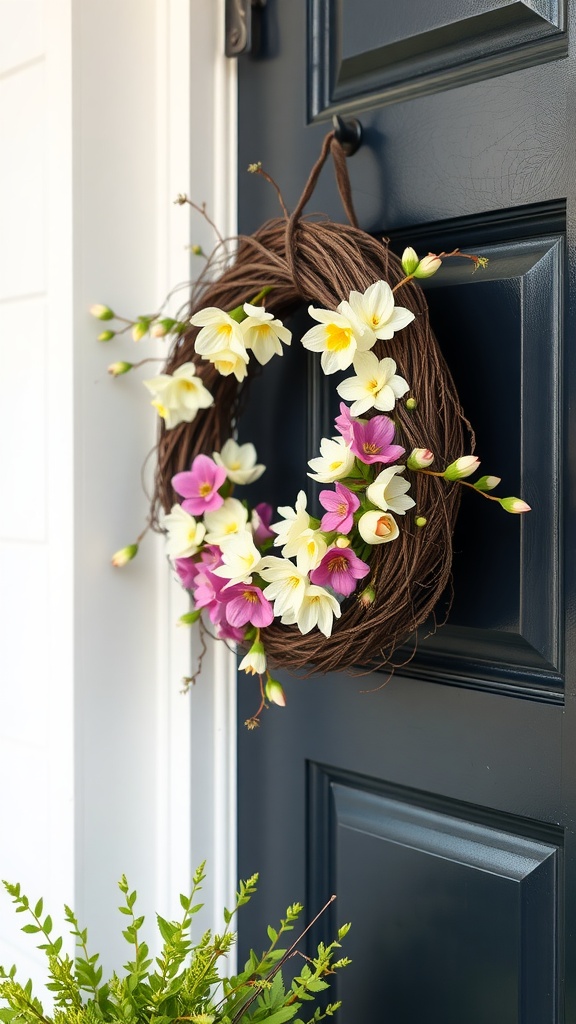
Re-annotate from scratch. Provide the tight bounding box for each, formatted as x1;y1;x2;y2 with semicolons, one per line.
95;130;529;726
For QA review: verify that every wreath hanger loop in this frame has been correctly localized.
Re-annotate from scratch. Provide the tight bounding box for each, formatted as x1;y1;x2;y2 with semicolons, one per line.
285;128;360;293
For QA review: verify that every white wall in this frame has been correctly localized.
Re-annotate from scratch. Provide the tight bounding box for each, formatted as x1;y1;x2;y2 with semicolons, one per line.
0;0;236;986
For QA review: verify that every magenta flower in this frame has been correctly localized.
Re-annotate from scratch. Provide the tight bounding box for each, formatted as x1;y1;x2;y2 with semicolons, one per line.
172;454;227;515
174;556;200;589
319;483;360;534
251;502;276;546
334;401;355;444
216;620;246;643
222;583;274;628
310;546;370;597
350;415;405;465
192;567;227;625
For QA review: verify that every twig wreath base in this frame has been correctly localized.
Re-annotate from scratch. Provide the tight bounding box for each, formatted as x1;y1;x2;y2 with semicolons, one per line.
150;136;474;676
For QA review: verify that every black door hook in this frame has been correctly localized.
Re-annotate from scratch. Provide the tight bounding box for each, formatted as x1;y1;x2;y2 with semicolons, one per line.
332;115;363;156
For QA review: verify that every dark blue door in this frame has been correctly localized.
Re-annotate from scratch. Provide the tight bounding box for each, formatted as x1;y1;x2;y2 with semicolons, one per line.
236;4;573;1021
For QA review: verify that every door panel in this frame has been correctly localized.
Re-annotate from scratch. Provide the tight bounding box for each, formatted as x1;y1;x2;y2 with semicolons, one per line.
236;1;576;1020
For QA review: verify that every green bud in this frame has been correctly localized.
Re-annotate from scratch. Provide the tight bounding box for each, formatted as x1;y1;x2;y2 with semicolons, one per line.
413;254;442;278
474;475;501;492
358;584;376;608
499;497;531;514
108;361;133;377
90;304;114;320
415;516;427;527
132;319;150;342
190;244;204;256
265;678;286;707
401;246;419;275
111;543;138;567
98;329;116;342
443;456;480;481
179;610;202;626
405;396;417;410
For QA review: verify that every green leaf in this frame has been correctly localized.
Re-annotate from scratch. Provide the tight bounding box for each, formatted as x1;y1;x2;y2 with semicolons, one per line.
33;900;43;919
267;925;278;943
21;925;40;934
43;916;52;935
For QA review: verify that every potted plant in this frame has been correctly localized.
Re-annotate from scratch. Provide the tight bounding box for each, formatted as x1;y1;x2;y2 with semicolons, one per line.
0;864;349;1024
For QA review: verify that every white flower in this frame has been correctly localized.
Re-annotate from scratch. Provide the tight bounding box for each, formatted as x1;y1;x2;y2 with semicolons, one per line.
300;305;370;374
357;510;400;545
339;280;415;342
308;437;355;484
191;306;249;381
213;531;262;587
213;438;265;485
271;491;310;548
259;556;308;618
281;583;341;638
143;362;213;429
337;351;410;415
240;303;292;365
163;505;206;558
239;640;267;675
203;498;249;544
366;466;415;515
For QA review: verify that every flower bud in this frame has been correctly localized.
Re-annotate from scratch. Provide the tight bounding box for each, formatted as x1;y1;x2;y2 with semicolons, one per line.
98;329;116;342
335;536;351;548
474;475;501;492
500;497;531;514
401;246;420;275
108;361;133;377
358;510;399;545
443;455;480;480
190;244;204;256
415;516;427;527
111;543;138;567
407;448;434;470
405;397;417;410
358;584;376;608
174;193;188;205
414;254;442;278
265;678;286;707
132;319;149;342
90;304;114;320
178;610;201;626
239;639;267;676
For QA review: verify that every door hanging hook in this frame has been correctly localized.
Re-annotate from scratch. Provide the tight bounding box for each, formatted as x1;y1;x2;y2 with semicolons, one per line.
332;115;363;157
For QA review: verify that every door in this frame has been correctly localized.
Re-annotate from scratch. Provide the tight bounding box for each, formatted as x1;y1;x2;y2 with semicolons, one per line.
235;3;574;1021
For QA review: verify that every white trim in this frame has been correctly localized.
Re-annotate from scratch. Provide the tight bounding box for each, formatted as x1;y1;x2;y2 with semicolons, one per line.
155;0;238;930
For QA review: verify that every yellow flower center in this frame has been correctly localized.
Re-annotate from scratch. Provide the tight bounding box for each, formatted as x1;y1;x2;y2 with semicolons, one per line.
243;590;258;603
179;380;195;392
363;442;380;455
328;555;348;573
215;359;235;374
330;460;344;471
229;461;241;470
288;576;301;589
186;527;198;543
367;377;380;393
199;482;212;497
225;522;238;534
217;323;233;339
337;502;347;515
325;323;352;351
152;400;168;419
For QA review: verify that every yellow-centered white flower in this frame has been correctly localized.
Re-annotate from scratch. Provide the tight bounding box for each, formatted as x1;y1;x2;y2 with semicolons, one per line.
213;531;262;587
339;280;415;342
337;351;410;415
300;305;371;374
143;362;213;429
203;498;250;545
163;505;206;558
271;491;327;571
366;466;415;515
358;510;400;545
191;306;249;381
280;582;342;638
308;437;355;484
240;303;292;365
213;438;265;485
259;556;308;618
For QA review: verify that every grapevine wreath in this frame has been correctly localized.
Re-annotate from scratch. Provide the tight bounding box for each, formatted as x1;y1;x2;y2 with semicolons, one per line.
96;130;530;724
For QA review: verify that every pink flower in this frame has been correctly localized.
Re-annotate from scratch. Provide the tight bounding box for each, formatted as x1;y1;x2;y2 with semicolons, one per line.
251;502;275;546
174;557;200;589
216;620;246;642
172;454;227;515
310;546;370;597
192;567;227;625
319;483;360;534
350;416;405;465
334;402;355;444
222;583;274;628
